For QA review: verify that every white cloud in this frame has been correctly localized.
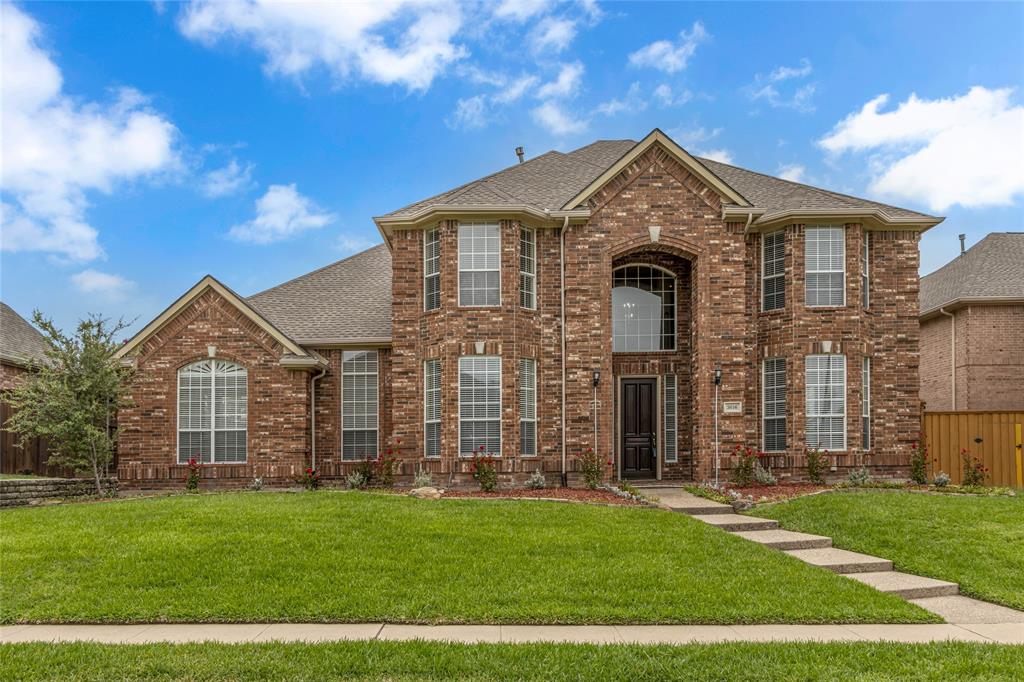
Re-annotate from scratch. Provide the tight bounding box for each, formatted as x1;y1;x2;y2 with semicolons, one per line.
777;164;806;182
595;82;646;116
669;125;721;147
819;86;1024;211
228;184;334;244
628;21;708;74
446;95;488;129
178;0;467;92
653;83;693;108
536;62;584;99
746;59;816;113
201;159;255;198
492;74;539;104
70;269;136;298
336;233;376;253
493;0;549;22
695;148;733;164
0;4;179;262
531;101;587;136
530;17;576;54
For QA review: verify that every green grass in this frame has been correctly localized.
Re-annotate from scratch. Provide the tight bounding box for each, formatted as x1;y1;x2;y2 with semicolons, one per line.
2;641;1021;681
0;491;934;624
0;473;45;480
751;491;1024;609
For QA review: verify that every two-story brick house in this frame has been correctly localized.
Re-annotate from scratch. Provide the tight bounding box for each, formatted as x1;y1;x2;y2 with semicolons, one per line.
115;130;942;488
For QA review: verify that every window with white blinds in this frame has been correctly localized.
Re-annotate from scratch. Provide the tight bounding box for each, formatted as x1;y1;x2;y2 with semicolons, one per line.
805;354;846;451
178;360;246;464
862;232;870;309
762;231;785;311
663;374;678;463
520;227;536;310
519;358;537;456
459;222;500;306
762;358;787;452
862;357;871;452
424;359;441;459
805;226;845;307
424;228;440;311
459;356;501;455
342;350;378;460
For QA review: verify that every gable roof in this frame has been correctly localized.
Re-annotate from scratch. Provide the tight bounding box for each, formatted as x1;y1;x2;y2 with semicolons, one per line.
919;232;1024;317
247;244;392;345
0;302;48;368
114;276;314;362
376;129;942;233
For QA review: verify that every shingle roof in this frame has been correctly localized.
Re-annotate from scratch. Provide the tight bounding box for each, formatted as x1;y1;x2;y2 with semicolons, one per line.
247;244;392;343
919;233;1024;316
381;136;937;226
0;302;48;367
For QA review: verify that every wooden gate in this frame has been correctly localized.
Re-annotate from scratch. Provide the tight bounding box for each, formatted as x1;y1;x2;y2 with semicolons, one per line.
923;411;1024;488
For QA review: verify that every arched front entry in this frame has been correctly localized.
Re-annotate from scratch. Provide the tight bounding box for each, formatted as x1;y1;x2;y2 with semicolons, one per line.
610;251;695;480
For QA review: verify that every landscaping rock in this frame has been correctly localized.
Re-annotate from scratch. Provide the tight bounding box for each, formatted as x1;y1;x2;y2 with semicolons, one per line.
409;486;441;500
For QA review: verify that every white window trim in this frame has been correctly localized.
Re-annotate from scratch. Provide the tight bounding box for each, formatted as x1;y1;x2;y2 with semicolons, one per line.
341;350;380;460
862;357;871;452
805;354;847;451
458;221;501;308
176;359;247;465
458;355;502;457
762;358;787;453
424;358;441;459
519;358;537;456
611;262;678;353
761;230;785;312
424;228;440;312
519;226;536;311
805;225;846;308
862;232;870;309
663;374;678;463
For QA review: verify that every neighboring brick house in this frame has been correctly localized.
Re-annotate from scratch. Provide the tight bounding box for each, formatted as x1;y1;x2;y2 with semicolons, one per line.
919;233;1024;411
115;129;942;488
1;302;52;475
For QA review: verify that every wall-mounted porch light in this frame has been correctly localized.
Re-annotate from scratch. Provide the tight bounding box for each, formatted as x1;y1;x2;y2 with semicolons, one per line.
592;370;601;387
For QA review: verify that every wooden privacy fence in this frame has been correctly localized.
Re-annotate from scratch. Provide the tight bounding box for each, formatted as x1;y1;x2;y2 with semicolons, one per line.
923;411;1024;488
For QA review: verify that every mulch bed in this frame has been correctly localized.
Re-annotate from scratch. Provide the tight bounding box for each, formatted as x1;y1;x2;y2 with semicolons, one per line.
442;488;640;505
727;482;832;502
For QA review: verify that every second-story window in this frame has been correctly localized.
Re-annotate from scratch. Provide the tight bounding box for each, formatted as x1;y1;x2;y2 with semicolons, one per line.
424;228;440;311
520;227;536;309
805;226;845;307
459;222;500;306
762;230;785;311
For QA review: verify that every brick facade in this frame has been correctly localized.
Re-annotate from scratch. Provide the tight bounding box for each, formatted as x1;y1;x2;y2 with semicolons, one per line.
920;304;1024;411
119;140;926;487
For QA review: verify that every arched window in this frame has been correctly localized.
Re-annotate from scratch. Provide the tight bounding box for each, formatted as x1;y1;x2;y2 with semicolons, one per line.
178;360;247;463
612;265;676;352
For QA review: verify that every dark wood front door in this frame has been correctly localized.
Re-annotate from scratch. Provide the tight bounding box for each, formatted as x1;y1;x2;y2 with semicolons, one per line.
621;378;656;478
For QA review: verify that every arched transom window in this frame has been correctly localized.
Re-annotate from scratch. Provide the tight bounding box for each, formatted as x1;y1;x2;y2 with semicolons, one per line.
612;265;676;352
177;360;247;464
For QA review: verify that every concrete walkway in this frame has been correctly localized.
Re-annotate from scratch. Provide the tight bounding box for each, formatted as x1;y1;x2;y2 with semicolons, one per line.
638;487;1024;627
2;622;1022;644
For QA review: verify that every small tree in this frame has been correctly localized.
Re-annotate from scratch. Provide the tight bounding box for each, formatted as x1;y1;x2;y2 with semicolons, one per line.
5;312;133;495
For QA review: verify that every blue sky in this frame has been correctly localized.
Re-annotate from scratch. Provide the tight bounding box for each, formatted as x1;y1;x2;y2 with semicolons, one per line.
2;1;1022;334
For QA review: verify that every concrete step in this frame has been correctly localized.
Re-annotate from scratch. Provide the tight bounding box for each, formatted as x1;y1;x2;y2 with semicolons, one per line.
694;514;779;532
785;547;893;574
733;529;833;550
847;571;960;599
669;501;735;516
909;595;1024;624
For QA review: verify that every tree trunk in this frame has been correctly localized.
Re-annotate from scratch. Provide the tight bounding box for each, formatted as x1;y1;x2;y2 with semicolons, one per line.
91;446;103;496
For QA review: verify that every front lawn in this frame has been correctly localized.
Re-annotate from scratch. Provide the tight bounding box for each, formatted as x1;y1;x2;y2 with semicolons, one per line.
2;641;1021;681
0;492;933;624
751;491;1024;609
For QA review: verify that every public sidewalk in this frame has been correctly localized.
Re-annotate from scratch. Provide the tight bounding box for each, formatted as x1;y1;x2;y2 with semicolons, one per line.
2;622;1022;645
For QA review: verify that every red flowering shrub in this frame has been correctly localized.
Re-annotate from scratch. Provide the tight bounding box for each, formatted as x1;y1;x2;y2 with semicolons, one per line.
577;447;604;489
471;446;498;492
960;449;988;487
184;457;202;492
910;438;929;485
729;444;760;486
296;466;321;490
373;438;400;487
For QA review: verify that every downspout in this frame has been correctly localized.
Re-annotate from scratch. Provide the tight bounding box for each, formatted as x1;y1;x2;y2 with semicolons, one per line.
939;308;956;410
310;367;327;470
560;215;569;487
744;211;754;232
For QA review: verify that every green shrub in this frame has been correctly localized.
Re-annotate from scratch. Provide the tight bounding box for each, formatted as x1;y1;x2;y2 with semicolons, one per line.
960;449;987;487
805;447;826;484
525;469;546;490
471;450;498;492
909;440;928;485
576;448;605;490
729;445;758;486
185;458;201;493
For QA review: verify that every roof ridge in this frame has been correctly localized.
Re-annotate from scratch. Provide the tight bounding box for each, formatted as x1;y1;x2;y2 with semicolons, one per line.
248;243;387;300
699;157;938;219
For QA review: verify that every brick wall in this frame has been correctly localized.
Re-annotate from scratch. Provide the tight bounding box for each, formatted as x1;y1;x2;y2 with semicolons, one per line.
921;304;1024;411
118;288;311;489
0;360;28;392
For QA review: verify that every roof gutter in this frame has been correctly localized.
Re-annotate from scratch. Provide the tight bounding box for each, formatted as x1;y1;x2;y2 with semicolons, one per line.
938;307;956;410
559;213;569;487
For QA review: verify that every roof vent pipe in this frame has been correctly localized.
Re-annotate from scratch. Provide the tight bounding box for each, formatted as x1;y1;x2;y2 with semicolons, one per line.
515;146;525;164
959;234;966;256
